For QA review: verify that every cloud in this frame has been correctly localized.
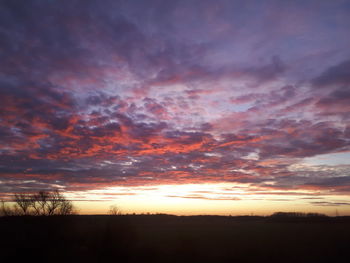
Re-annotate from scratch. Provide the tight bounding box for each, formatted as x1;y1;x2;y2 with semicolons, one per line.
310;201;350;207
166;195;241;201
1;0;350;201
312;59;350;88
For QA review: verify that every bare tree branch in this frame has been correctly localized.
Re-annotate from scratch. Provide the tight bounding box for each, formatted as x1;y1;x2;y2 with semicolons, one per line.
14;194;32;215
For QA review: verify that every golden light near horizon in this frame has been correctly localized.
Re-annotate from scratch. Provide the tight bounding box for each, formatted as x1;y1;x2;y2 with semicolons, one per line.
66;183;350;216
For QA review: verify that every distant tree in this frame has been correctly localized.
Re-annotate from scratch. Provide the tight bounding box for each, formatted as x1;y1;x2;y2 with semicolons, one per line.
271;212;327;218
306;212;327;217
109;205;122;215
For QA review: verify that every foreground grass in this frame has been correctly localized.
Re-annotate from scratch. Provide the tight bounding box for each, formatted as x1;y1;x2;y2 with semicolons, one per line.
1;215;349;263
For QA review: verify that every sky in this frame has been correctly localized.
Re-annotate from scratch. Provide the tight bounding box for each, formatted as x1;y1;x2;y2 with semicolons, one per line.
1;0;350;216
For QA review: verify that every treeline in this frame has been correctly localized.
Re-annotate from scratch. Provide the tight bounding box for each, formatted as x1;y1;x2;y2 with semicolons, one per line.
0;190;75;216
270;212;327;218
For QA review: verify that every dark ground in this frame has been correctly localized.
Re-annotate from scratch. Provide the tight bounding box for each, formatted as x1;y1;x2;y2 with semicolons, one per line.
1;215;349;263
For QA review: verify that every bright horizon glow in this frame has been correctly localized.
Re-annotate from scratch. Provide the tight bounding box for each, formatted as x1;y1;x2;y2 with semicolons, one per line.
66;183;350;216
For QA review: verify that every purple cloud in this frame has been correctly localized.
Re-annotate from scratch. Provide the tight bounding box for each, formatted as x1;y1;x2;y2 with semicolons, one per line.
1;0;350;204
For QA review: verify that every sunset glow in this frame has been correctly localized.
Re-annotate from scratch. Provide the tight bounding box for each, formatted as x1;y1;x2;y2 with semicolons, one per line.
68;183;350;215
1;0;350;215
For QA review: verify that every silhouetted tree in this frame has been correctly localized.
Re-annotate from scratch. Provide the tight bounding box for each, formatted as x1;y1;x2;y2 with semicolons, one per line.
14;193;33;215
47;190;75;215
109;205;122;215
46;190;62;215
0;190;75;216
58;197;75;215
33;191;49;215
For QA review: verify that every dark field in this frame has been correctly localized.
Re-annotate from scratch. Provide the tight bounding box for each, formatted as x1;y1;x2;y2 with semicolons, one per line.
1;215;349;263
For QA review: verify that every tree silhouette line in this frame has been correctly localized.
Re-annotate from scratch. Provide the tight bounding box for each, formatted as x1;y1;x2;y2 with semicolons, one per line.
0;190;75;216
270;212;327;218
